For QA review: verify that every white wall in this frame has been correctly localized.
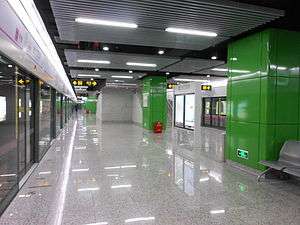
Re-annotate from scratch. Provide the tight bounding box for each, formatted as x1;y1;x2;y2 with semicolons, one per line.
132;91;143;125
98;87;134;122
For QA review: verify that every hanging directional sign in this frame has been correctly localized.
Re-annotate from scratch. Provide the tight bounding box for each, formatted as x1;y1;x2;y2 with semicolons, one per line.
18;79;25;85
201;85;212;91
17;79;31;85
72;80;99;88
167;83;177;89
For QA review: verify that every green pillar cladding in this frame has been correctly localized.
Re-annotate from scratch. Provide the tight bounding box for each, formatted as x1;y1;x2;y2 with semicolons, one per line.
142;76;167;130
84;96;97;113
226;29;300;170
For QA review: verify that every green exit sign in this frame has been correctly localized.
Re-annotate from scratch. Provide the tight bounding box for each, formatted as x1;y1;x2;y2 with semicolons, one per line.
237;148;249;159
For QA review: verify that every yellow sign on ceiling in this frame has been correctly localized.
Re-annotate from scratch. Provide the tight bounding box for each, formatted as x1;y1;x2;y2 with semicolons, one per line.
72;80;98;87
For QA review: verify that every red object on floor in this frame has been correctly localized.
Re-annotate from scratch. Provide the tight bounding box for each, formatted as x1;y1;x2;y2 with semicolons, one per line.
153;121;163;133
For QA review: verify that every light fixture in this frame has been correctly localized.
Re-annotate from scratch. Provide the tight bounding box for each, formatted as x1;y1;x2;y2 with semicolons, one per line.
206;75;211;78
95;68;99;72
103;46;109;51
38;171;52;175
84;222;108;225
111;184;132;189
211;68;228;72
77;74;101;78
129;70;133;74
120;165;137;168
111;75;133;79
0;173;17;177
174;78;209;82
75;17;138;28
72;168;89;172
8;64;13;68
199;177;210;182
77;187;99;192
126;62;157;67
77;59;111;64
210;209;225;214
125;217;155;223
158;50;165;55
166;72;170;75
211;68;250;74
114;80;125;83
277;66;287;70
165;27;217;37
211;56;217;60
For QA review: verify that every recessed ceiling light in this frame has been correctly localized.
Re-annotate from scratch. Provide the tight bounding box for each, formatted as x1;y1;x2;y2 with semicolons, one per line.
166;72;170;75
111;75;133;79
129;70;133;74
75;18;138;28
211;68;228;72
206;75;211;78
77;59;111;64
77;74;102;78
125;217;155;223
8;64;13;68
211;56;217;60
95;68;99;71
210;209;225;214
103;46;109;51
165;27;217;37
126;62;157;67
158;50;165;55
77;187;99;192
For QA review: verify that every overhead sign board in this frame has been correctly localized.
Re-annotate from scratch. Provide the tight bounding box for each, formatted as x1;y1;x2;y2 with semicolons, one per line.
167;83;177;89
201;85;212;91
72;80;98;87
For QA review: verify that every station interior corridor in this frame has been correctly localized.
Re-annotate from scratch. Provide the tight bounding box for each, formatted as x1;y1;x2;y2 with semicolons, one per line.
0;113;299;225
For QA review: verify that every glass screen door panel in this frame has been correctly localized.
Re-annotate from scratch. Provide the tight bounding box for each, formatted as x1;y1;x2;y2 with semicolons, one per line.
184;94;195;129
175;95;184;127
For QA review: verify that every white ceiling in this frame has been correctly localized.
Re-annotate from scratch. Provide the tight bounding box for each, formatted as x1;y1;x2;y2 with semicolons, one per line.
50;0;283;51
70;69;145;83
65;50;180;71
162;58;224;73
196;64;228;76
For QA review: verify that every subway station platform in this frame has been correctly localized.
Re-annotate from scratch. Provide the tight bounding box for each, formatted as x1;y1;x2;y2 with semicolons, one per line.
0;114;299;225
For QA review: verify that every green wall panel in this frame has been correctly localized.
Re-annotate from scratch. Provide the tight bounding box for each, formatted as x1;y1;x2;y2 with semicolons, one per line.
226;29;300;170
231;78;261;123
275;77;299;124
229;121;260;170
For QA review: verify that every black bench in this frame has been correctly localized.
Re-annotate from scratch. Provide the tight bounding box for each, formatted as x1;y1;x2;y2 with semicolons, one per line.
257;141;300;182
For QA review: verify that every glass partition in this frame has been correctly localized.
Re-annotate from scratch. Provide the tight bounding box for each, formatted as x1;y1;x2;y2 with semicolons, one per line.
202;97;226;129
56;92;62;136
174;94;195;130
17;72;34;178
39;82;52;160
184;94;195;129
175;95;184;127
0;62;18;207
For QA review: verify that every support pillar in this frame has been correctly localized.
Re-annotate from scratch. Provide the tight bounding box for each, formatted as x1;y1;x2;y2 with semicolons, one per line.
142;76;167;130
226;29;300;170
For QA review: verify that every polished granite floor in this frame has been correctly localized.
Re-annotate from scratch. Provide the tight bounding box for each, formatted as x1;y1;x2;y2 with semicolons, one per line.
0;114;300;225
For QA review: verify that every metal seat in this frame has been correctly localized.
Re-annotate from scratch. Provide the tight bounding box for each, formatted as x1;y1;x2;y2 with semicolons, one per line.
283;167;300;177
258;141;300;181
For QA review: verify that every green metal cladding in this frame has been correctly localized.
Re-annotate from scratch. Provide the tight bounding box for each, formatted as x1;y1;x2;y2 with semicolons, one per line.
84;96;97;114
226;29;300;170
142;76;167;130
